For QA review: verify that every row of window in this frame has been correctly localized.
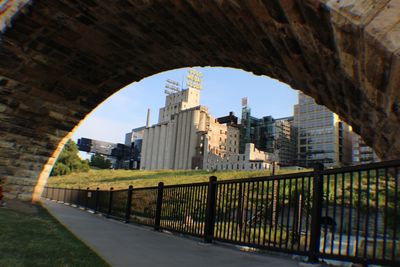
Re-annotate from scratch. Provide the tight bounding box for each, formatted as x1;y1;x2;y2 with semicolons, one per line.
209;163;269;170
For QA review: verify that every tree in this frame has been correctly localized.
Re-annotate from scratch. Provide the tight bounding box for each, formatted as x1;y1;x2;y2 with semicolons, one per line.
89;153;112;169
51;140;90;176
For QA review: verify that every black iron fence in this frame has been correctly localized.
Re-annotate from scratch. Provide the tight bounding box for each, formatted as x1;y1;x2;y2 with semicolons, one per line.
43;160;400;266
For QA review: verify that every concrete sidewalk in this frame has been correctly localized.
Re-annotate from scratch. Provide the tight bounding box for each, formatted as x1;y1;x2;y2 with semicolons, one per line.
43;199;300;267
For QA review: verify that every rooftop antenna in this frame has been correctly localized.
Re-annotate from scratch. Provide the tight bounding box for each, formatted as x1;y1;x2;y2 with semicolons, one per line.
164;79;180;95
186;68;203;91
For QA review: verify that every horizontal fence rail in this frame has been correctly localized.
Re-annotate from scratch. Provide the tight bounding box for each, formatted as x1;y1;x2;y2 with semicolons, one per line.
43;160;400;266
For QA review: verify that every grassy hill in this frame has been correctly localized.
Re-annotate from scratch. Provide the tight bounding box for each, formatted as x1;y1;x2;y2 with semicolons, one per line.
46;168;309;190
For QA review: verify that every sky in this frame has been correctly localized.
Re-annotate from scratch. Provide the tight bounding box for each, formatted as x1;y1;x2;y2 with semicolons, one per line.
72;67;299;144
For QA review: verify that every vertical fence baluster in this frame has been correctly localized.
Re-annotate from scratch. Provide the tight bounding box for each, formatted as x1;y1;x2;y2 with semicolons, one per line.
107;187;114;218
94;187;99;213
204;176;217;243
85;187;90;209
364;170;371;260
125;185;134;223
382;168;388;261
154;182;164;231
392;167;398;262
309;163;324;263
347;171;354;257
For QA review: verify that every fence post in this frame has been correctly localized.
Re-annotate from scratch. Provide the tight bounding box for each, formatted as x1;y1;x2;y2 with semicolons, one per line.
308;163;324;263
57;187;60;202
94;187;100;214
63;188;67;203
154;182;164;231
107;187;114;218
204;176;217;243
125;185;134;223
85;187;90;209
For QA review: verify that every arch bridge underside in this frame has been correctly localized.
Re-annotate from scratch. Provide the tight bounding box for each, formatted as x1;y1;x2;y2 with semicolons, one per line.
0;0;399;201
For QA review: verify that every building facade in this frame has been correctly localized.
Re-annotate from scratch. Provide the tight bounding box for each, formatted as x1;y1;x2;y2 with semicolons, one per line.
351;133;380;165
158;87;200;124
125;126;145;147
240;106;296;166
295;92;352;168
77;138;132;169
204;143;277;171
141;105;208;170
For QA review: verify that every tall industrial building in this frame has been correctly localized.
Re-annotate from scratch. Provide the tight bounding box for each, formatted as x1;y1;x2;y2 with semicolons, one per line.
240;100;296;166
140;69;241;170
158;82;201;124
295;92;352;168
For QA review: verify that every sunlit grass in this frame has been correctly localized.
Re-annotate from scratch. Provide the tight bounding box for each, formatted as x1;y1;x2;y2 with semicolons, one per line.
47;169;310;190
0;204;109;267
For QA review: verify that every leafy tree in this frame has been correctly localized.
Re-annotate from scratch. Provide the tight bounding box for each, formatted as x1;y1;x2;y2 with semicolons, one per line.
51;140;90;176
89;153;112;169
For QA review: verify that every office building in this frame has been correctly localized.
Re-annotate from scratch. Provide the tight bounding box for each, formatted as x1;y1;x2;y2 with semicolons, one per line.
351;133;380;165
295;92;352;168
240;102;296;166
125;126;145;147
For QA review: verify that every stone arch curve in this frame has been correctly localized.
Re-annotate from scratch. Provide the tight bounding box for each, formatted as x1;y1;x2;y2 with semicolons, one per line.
0;0;399;201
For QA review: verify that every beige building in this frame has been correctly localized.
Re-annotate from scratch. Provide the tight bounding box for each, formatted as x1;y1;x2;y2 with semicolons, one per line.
158;87;200;124
141;70;275;171
141;105;208;170
141;75;242;170
206;118;240;158
204;143;276;171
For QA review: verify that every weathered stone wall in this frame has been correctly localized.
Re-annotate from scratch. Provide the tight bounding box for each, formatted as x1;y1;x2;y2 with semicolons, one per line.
0;0;399;201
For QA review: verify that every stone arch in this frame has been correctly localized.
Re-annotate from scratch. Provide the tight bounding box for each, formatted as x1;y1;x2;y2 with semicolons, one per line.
0;0;399;201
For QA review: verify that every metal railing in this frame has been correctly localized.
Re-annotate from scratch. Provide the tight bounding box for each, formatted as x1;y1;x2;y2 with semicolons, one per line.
43;160;400;266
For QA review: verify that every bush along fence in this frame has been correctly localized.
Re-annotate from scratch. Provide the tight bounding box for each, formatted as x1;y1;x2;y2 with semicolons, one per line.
43;160;400;266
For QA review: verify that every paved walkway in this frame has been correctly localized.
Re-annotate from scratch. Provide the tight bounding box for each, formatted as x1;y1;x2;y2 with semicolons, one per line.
43;199;300;267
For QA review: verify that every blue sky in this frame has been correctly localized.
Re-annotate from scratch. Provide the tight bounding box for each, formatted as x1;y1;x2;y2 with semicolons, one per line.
72;67;299;144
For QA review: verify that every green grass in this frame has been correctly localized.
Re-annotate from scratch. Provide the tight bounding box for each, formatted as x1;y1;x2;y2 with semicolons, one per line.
47;168;310;190
0;204;110;267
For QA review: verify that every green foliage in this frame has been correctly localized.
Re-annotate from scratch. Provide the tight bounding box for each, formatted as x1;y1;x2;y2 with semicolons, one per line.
47;168;309;190
51;140;90;176
89;153;112;169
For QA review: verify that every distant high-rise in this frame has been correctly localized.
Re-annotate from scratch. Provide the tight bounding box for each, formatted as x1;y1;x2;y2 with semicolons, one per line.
239;103;296;166
295;92;352;168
